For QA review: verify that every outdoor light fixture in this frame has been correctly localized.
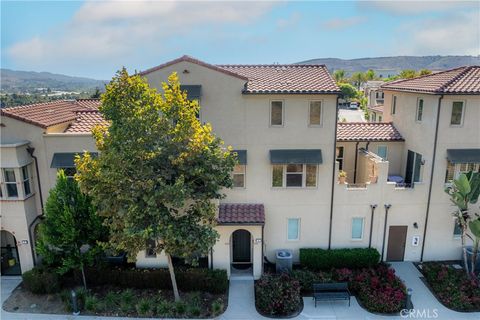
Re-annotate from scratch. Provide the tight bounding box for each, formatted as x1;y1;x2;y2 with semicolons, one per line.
413;222;418;229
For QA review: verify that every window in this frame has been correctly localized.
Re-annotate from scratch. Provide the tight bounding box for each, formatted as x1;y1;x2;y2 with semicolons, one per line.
391;96;397;115
453;219;462;239
270;101;284;126
445;162;480;183
416;99;424;122
309;101;322;126
233;164;246;188
287;218;300;241
450;101;464;126
272;164;317;188
377;146;388;160
22;166;31;196
351;217;364;240
58;168;76;179
3;169;18;198
336;147;344;170
379;115;383;122
371;113;377;122
145;239;157;258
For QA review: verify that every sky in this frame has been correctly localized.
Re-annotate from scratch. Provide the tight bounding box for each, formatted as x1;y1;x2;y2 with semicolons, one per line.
1;0;479;79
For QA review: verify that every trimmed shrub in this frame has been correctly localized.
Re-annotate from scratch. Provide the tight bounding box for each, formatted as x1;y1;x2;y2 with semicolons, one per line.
299;248;380;270
291;269;332;294
22;267;60;294
255;273;302;316
85;267;228;294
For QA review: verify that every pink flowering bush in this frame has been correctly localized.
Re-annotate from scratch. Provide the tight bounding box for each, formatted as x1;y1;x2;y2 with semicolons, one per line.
255;273;302;316
422;262;480;311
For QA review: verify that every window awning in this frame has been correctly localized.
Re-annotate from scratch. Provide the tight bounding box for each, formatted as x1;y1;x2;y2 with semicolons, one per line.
50;152;98;168
447;149;480;164
233;150;247;165
270;149;322;164
180;85;201;100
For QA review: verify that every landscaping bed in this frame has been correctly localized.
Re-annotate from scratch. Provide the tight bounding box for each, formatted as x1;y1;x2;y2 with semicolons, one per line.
419;262;480;312
4;265;228;318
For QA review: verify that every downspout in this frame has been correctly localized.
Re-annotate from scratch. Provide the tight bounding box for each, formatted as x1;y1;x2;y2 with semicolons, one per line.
328;95;340;250
26;146;44;266
353;142;360;183
420;94;444;261
209;248;213;270
365;142;371;151
381;204;391;261
261;224;264;275
368;204;377;248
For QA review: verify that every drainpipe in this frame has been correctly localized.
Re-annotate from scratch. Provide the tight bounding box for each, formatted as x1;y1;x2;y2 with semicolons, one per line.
353;142;360;183
420;94;444;261
381;204;391;261
365;141;371;151
26;146;44;266
261;224;264;275
368;204;377;248
209;248;213;270
328;95;340;250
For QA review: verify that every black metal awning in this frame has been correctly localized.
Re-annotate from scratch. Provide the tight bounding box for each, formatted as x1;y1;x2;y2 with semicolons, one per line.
50;152;98;168
233;150;247;165
180;85;202;100
447;149;480;164
270;149;322;164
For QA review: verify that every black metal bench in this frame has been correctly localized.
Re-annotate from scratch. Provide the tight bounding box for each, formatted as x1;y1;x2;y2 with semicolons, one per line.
313;282;351;307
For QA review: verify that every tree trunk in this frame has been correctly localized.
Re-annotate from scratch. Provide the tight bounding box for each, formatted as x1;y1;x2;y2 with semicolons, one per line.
81;264;87;290
167;253;180;302
471;238;479;277
461;228;471;277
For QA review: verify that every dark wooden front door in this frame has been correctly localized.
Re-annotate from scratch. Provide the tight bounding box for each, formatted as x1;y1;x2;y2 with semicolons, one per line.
232;230;251;263
386;226;408;261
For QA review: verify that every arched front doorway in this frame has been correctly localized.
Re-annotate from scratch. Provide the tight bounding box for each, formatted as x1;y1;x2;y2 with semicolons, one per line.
1;231;22;275
231;229;252;271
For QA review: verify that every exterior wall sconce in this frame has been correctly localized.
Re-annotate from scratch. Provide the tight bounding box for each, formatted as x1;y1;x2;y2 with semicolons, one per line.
413;222;418;229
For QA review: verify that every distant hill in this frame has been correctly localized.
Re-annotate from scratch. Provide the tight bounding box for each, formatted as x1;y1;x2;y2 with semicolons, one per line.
0;69;107;94
297;55;480;77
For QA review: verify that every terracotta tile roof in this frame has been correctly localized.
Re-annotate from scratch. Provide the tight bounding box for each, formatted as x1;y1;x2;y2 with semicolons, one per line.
368;105;384;113
1;99;100;128
139;55;340;94
218;64;340;94
64;111;109;133
337;122;404;142
381;66;480;94
218;203;265;225
138;55;249;80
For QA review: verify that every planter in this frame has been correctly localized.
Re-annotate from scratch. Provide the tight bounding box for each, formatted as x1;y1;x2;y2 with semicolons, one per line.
464;246;480;272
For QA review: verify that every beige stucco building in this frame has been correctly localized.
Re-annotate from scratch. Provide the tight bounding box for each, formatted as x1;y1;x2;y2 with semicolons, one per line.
1;58;479;279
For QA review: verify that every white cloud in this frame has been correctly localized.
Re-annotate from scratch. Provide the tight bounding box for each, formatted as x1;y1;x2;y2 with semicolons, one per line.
276;12;301;30
395;11;480;55
7;1;277;76
322;16;367;30
363;1;478;15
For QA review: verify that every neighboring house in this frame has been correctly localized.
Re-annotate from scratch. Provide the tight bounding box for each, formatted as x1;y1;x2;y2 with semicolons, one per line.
365;81;385;122
368;104;384;122
1;59;479;279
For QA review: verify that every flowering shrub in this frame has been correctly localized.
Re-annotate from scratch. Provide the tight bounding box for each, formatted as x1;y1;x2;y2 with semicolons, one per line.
255;273;302;316
421;262;480;311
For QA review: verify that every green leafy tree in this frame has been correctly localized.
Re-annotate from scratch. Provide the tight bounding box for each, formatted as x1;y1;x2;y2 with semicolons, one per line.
333;69;346;83
418;69;432;76
350;71;366;89
76;69;236;301
469;218;480;274
37;170;105;289
445;171;480;276
365;69;376;81
338;83;358;101
399;69;418;79
90;87;102;99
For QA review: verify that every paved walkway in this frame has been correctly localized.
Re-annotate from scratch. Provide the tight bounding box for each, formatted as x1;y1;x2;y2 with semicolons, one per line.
3;263;480;319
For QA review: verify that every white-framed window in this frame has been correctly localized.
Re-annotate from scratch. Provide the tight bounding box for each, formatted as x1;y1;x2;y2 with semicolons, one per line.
233;164;246;188
21;166;31;196
450;101;465;126
272;164;317;188
445;161;480;183
453;218;462;239
371;113;377;122
377;146;388;160
379;115;383;122
351;217;364;240
287;218;300;241
270;100;284;126
3;168;18;198
416;98;424;122
391;95;397;115
336;146;344;170
309;101;322;126
145;239;157;258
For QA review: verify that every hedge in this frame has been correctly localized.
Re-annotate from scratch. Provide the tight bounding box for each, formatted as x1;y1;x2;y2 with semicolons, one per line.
85;267;228;294
22;267;61;294
255;273;302;317
299;248;380;270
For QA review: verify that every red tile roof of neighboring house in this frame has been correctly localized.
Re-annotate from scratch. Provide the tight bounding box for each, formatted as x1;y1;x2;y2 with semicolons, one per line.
381;66;480;94
368;105;384;113
218;64;340;94
1;99;101;129
139;55;340;94
218;203;265;225
337;122;404;142
64;111;109;133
